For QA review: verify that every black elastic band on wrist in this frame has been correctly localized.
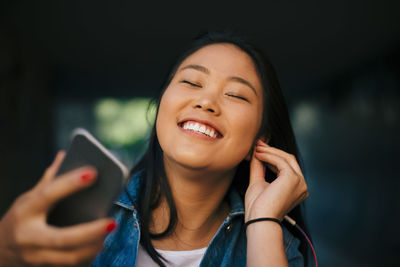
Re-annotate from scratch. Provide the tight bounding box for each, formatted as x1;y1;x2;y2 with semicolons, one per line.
244;217;282;230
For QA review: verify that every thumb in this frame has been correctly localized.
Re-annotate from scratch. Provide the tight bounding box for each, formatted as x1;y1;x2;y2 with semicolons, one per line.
249;148;267;186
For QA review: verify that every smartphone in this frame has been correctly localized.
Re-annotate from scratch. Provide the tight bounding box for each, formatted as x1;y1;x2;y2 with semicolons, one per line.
47;128;129;227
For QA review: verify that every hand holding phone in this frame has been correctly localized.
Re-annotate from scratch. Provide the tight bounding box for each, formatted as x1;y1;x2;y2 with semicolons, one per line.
47;128;129;227
0;150;118;266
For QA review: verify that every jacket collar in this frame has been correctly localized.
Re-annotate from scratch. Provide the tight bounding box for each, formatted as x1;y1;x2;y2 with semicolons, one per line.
115;170;245;216
227;187;245;216
114;170;142;211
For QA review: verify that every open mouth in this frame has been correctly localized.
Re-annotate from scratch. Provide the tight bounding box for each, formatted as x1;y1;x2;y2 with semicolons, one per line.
178;120;223;139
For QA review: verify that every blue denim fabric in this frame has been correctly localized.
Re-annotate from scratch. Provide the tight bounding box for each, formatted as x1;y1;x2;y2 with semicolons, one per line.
91;171;303;266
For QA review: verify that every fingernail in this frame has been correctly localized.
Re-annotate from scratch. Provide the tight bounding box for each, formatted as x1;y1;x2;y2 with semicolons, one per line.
81;172;95;182
106;221;117;233
259;139;269;145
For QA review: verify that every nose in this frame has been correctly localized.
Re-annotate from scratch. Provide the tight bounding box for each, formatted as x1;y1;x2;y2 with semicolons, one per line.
192;94;221;115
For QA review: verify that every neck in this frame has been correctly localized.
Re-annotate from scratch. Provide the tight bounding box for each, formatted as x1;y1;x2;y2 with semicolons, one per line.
150;157;236;250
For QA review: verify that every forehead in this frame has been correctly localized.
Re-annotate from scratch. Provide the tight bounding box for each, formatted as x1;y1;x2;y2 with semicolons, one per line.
177;43;262;91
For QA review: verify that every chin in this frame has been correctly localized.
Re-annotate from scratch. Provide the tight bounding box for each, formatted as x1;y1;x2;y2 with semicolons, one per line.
166;151;213;170
165;152;243;175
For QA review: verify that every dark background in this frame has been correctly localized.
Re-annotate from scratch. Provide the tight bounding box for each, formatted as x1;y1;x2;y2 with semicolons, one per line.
1;1;400;266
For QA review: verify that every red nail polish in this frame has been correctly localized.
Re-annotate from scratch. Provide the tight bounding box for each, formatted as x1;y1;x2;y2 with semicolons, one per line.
258;139;269;146
106;221;117;232
81;172;94;181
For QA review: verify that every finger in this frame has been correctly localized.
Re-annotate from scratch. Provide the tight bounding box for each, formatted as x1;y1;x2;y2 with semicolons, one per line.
249;148;268;186
254;149;293;175
42;218;116;249
35;151;66;188
257;140;298;162
256;141;302;175
20;239;104;266
256;150;308;195
31;166;97;212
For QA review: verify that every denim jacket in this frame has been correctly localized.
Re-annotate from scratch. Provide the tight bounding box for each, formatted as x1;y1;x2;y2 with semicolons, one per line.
91;171;303;267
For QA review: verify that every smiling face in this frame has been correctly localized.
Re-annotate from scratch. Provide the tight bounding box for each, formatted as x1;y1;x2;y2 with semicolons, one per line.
156;43;264;173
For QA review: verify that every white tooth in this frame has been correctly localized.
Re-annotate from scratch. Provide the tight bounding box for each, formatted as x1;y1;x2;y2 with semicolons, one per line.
213;132;217;138
199;125;206;133
205;129;210;136
209;129;215;137
193;123;200;132
188;123;194;130
183;123;189;129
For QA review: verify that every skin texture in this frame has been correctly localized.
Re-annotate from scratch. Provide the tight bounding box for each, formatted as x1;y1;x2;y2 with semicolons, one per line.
0;43;308;266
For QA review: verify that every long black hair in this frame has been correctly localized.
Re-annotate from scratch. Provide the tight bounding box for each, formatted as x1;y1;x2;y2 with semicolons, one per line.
129;30;311;266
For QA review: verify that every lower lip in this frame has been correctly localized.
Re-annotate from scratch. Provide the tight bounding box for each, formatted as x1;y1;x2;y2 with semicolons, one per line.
178;126;220;141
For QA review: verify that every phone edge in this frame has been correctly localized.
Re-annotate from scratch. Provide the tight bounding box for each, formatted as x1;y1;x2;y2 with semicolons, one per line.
71;128;130;181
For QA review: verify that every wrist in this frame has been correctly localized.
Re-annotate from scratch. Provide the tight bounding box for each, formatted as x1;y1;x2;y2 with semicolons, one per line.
245;218;283;242
245;217;282;233
245;216;281;226
245;210;283;222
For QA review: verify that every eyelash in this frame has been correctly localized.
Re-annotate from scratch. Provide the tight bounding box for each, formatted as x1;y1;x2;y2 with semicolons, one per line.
226;94;249;102
181;80;249;102
182;80;202;87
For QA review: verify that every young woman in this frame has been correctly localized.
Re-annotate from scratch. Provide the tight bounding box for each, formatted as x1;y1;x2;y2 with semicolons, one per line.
0;31;309;267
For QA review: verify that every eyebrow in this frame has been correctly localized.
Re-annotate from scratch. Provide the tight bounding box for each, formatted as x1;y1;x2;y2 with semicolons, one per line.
179;64;210;74
228;76;257;96
179;64;258;96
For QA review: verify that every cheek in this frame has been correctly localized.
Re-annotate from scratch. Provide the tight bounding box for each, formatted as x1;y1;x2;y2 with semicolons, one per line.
155;86;186;148
228;105;263;155
155;91;173;143
237;104;262;134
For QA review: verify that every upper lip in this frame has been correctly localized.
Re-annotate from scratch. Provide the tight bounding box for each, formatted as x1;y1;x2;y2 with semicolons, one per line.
178;117;224;137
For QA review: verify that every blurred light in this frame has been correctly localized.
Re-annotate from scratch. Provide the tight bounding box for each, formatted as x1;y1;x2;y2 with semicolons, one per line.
292;102;320;136
94;98;156;147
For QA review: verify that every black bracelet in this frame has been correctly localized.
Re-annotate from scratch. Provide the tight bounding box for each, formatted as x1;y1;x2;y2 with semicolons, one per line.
244;217;282;230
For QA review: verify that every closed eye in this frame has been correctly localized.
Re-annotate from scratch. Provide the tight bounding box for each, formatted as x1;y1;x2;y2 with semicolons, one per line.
226;94;249;102
181;80;202;87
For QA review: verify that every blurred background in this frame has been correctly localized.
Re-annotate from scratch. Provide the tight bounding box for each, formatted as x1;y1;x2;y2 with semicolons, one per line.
1;1;399;266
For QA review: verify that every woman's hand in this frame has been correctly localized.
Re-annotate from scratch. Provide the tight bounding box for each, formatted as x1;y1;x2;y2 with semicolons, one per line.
245;139;309;222
0;151;116;267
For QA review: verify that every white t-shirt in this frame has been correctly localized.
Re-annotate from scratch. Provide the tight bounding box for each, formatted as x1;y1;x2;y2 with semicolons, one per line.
136;244;207;267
